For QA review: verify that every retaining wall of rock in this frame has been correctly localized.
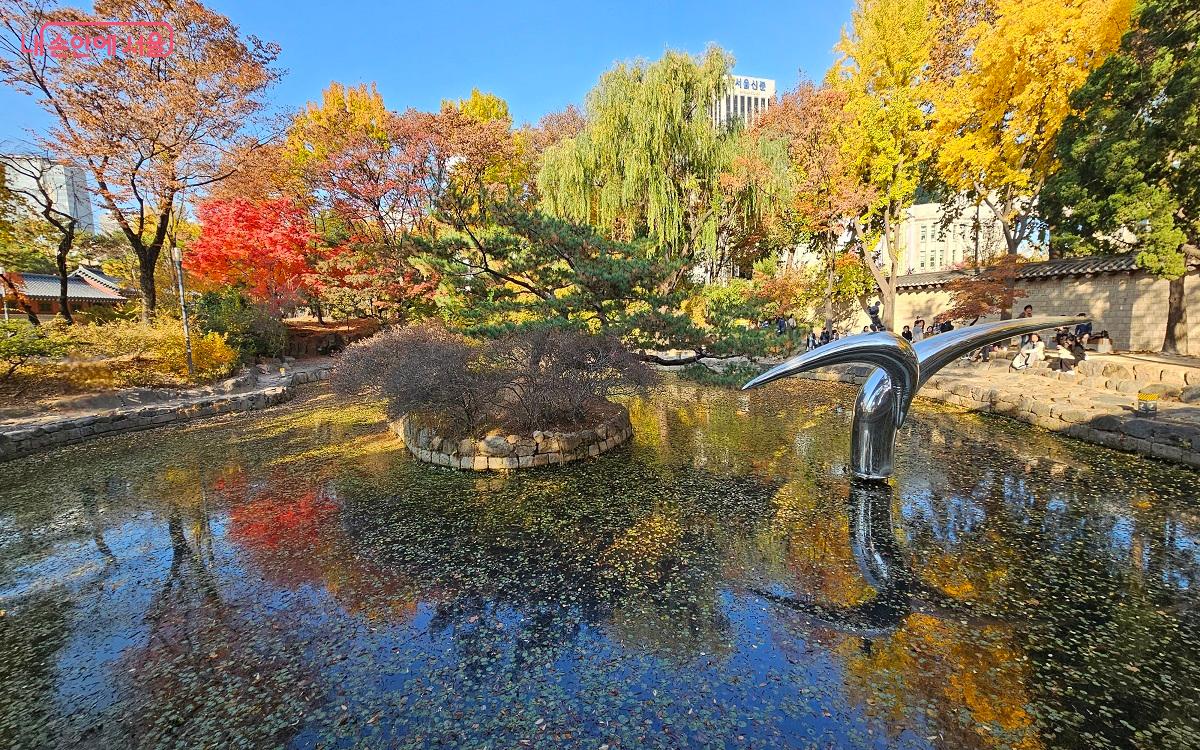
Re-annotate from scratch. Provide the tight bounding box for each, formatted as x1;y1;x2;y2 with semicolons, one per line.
921;374;1200;469
391;407;633;470
0;366;332;462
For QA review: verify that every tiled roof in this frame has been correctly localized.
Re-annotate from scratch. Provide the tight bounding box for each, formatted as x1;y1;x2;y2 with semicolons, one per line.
896;254;1142;290
12;272;126;301
70;265;124;291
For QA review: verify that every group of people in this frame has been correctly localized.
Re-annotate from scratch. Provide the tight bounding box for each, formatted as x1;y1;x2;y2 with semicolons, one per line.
754;316;799;336
1010;306;1102;373
805;327;843;350
796;303;1106;371
899;318;956;343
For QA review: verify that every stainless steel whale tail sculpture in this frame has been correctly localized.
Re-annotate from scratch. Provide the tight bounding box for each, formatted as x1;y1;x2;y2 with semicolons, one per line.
742;316;1087;480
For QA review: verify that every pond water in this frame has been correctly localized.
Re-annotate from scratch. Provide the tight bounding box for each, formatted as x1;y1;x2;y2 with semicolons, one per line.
1;378;1198;749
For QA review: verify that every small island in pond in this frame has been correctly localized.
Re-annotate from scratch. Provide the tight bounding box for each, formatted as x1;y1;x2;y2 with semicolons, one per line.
332;325;655;470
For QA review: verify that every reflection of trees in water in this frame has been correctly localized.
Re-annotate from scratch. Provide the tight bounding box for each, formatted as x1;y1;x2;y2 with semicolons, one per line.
753;479;1041;748
221;469;420;623
1008;485;1200;750
329;461;780;667
4;385;1200;747
96;497;318;750
752;438;1200;750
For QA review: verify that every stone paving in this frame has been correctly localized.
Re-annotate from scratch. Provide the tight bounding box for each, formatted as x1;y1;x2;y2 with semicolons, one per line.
922;353;1200;469
0;358;334;462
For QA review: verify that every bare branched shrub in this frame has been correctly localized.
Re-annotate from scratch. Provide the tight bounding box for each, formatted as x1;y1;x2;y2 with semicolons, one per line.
333;324;656;436
332;324;505;433
491;327;657;431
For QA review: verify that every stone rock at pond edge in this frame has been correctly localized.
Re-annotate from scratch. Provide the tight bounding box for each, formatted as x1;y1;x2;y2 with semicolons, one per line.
479;434;514;457
386;407;634;472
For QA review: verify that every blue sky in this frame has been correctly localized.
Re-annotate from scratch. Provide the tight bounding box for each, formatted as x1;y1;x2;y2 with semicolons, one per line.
0;0;854;144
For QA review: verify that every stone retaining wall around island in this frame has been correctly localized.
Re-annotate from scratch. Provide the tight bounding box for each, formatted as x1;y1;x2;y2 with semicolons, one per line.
0;366;332;462
391;407;634;471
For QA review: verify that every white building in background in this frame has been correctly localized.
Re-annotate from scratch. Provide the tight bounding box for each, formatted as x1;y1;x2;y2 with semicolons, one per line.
712;75;775;129
892;201;1010;274
783;201;1044;275
0;155;95;233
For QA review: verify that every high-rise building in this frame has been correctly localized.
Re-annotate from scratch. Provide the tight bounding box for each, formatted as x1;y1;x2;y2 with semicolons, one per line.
0;155;95;234
712;75;776;129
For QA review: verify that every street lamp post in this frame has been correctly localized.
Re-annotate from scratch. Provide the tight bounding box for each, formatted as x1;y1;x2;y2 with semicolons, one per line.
170;247;195;378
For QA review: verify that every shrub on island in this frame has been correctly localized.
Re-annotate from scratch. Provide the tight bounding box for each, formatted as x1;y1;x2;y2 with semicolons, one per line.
332;324;657;468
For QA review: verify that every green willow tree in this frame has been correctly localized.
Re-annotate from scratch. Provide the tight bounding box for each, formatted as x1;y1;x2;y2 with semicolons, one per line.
538;46;768;289
1042;0;1198;354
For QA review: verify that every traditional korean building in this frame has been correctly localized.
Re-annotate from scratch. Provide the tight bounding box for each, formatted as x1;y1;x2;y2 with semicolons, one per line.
1;266;127;320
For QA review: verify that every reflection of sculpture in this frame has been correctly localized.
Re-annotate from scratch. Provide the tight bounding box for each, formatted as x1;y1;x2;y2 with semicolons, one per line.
742;317;1087;480
753;480;999;635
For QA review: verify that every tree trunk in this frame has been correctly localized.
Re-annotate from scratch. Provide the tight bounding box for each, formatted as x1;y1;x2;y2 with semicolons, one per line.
883;268;896;331
881;211;900;331
1162;274;1188;355
823;253;834;334
56;230;75;325
138;256;158;321
1;274;40;325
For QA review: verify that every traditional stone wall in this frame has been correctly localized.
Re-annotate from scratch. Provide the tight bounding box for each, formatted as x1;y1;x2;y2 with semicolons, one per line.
391;407;633;471
841;268;1200;352
0;366;332;462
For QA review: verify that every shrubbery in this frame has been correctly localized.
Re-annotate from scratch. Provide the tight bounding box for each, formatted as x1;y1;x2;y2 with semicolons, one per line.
65;320;239;387
1;319;238;389
333;324;657;436
0;320;73;380
193;289;288;360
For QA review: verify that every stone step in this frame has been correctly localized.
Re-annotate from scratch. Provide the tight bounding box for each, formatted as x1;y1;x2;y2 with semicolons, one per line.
974;354;1200;402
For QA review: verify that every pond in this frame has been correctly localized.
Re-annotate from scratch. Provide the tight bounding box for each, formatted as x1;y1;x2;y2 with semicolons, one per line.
1;378;1198;749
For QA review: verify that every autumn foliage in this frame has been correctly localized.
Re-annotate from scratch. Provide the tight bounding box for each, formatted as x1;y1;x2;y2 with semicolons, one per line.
190;198;318;310
936;255;1027;325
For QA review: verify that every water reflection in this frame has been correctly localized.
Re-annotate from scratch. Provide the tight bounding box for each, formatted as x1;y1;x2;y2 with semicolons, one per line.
0;384;1198;749
753;479;1001;638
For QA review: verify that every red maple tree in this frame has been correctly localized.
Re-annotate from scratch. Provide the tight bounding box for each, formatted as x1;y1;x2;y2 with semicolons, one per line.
190;197;319;310
936;254;1028;325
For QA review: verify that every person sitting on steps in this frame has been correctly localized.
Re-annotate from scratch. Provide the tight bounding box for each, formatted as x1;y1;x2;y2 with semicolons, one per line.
1052;334;1087;374
1011;333;1045;371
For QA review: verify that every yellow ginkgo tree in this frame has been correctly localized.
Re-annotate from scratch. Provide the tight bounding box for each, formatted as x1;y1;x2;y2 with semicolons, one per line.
929;0;1133;259
827;0;933;330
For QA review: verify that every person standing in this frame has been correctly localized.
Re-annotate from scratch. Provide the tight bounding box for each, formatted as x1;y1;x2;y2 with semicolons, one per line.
913;319;925;342
1019;304;1034;347
902;325;913;342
